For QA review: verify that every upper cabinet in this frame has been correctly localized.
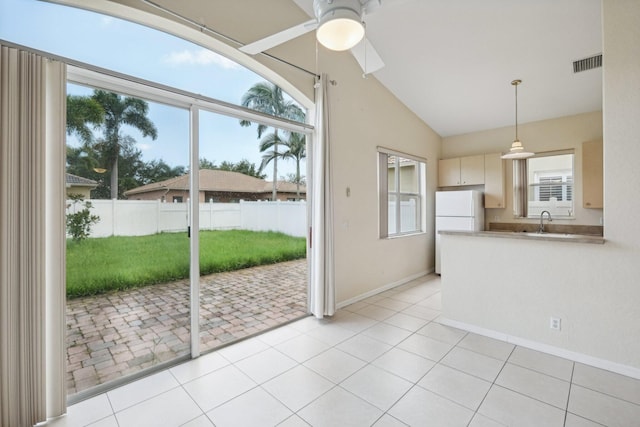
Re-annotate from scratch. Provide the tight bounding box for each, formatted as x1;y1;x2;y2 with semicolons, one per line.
484;153;505;208
582;140;603;209
461;155;485;185
438;158;461;186
438;154;485;187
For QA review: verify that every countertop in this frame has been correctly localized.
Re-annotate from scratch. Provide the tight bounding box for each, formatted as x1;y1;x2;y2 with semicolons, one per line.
439;230;605;244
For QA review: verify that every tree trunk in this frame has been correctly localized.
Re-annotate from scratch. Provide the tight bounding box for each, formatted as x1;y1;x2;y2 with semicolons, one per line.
272;130;278;201
110;156;118;199
296;158;300;198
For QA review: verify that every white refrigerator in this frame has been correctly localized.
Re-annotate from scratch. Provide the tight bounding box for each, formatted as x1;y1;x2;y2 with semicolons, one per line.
435;190;484;274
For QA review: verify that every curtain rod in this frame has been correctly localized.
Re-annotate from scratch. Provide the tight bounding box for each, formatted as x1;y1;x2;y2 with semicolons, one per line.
140;0;319;79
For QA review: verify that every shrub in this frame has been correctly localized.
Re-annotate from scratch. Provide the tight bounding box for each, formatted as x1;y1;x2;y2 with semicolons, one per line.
66;194;100;242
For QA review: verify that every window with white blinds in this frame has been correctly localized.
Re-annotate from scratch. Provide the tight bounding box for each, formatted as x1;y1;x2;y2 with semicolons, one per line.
524;151;575;218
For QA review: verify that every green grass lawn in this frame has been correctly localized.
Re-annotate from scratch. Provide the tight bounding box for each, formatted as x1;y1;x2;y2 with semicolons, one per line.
66;230;306;298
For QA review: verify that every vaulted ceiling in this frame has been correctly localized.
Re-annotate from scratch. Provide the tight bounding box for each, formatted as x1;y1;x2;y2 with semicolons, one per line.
288;0;603;137
121;0;602;138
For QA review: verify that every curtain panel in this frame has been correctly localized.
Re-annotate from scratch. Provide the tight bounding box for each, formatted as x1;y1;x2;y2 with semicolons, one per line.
512;158;528;218
0;43;66;427
309;74;336;318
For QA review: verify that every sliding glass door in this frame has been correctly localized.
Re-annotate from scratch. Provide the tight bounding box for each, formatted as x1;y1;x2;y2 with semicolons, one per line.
65;83;192;396
196;111;309;354
1;0;312;401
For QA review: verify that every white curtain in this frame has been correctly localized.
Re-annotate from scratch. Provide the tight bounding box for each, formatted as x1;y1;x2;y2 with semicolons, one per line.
512;159;528;218
309;74;336;318
0;43;67;426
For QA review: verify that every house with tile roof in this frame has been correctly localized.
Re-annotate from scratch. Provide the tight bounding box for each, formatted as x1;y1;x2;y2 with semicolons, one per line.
124;169;306;202
65;173;98;199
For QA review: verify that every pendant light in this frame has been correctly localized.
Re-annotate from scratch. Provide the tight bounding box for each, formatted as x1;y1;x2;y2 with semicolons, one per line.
314;0;365;51
501;79;534;159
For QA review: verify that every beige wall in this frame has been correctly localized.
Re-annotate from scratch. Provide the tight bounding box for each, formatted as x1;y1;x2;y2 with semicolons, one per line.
324;65;440;303
442;111;603;227
442;0;640;375
66;186;92;199
99;0;441;304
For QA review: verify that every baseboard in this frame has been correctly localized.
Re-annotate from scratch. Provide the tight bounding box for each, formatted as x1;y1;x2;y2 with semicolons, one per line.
439;317;640;381
336;269;432;310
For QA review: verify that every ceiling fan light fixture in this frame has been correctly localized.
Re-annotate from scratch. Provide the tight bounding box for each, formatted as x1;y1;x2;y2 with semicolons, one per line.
314;0;364;51
501;79;534;160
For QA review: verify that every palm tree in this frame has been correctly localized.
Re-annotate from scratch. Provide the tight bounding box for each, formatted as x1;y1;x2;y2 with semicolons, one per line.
259;132;306;198
287;132;306;198
240;82;304;200
91;90;158;199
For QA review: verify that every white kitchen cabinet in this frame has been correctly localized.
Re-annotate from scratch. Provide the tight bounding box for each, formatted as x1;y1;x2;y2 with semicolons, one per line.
484;153;505;208
438;155;485;187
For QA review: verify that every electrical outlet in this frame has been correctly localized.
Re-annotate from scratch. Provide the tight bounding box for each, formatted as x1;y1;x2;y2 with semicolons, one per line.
550;317;561;331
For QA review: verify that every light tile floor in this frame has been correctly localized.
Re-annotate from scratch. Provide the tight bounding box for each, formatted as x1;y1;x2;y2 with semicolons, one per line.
48;274;640;427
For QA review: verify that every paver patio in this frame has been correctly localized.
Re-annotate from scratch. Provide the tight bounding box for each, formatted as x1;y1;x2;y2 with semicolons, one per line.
66;259;307;395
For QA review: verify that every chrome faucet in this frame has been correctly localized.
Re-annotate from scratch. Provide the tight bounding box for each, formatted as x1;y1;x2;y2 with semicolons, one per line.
539;210;552;233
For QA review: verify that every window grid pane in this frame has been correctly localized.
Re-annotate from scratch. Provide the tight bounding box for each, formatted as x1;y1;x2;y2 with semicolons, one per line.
380;151;425;237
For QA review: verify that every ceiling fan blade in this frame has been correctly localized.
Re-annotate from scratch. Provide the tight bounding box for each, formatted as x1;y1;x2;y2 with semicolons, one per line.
240;19;318;55
350;38;385;74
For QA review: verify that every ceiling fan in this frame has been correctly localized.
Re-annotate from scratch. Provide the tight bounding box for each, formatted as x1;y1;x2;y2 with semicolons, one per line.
239;0;387;74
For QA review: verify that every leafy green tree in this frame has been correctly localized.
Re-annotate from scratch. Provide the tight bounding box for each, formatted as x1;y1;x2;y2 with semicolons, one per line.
218;159;266;179
199;157;266;179
90;90;158;199
199;158;217;170
66;144;108;198
138;159;186;185
240;82;304;200
282;173;306;186
66;95;104;143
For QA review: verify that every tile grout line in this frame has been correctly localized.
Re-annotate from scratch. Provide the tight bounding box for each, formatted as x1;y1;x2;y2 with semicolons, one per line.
563;362;576;427
467;344;516;426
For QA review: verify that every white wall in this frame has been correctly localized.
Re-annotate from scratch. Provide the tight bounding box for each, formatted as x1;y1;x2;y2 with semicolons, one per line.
441;0;640;375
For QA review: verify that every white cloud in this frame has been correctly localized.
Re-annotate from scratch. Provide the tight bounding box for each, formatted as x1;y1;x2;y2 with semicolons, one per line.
100;16;114;27
163;49;240;69
138;143;152;151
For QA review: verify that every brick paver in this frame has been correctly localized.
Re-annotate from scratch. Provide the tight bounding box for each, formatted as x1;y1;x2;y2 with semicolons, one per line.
66;259;307;395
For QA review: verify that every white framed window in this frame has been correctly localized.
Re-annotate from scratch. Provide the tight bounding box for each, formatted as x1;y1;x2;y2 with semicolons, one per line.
513;150;575;218
378;148;427;238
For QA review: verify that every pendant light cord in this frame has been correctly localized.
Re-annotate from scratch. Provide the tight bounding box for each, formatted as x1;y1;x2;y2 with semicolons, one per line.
513;79;520;140
515;82;518;140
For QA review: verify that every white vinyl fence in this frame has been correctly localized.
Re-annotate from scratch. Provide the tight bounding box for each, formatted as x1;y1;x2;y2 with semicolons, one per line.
67;199;307;238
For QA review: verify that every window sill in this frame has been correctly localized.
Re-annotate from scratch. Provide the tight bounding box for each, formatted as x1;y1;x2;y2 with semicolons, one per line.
383;231;426;240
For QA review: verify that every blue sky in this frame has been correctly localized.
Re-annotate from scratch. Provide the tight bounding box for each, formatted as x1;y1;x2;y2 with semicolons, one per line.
0;0;304;178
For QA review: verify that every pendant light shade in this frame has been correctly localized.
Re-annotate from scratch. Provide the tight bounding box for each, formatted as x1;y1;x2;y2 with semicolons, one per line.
314;0;365;51
501;79;534;159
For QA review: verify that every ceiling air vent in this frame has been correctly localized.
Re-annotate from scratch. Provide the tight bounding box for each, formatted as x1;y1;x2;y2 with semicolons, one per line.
573;54;602;73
